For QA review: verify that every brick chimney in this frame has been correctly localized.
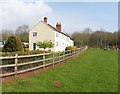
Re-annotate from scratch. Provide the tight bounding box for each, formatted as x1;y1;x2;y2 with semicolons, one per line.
56;23;61;32
43;17;48;23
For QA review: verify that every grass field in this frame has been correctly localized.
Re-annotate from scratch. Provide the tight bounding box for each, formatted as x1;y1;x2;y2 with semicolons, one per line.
2;48;118;92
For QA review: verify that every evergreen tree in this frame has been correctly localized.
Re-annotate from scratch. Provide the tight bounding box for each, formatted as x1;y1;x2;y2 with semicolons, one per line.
2;36;23;52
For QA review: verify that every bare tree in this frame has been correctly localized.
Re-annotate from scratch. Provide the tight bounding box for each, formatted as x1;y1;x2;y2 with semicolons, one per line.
2;29;14;41
15;25;29;42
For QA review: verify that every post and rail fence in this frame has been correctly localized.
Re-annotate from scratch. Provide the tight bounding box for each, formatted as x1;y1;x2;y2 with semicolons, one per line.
0;47;87;78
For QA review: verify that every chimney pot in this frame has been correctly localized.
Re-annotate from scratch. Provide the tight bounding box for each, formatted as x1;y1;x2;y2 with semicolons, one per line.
43;17;48;23
56;23;62;32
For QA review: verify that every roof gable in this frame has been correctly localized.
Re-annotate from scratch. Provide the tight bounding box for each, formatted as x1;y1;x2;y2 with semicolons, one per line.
30;20;73;40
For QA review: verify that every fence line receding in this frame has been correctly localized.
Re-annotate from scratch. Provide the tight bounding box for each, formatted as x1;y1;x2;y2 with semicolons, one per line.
0;47;86;78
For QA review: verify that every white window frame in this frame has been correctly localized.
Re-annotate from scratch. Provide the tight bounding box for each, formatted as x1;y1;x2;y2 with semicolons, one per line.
56;42;59;47
33;32;37;37
56;32;59;38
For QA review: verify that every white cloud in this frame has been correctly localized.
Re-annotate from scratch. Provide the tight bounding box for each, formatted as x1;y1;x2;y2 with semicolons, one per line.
0;0;52;30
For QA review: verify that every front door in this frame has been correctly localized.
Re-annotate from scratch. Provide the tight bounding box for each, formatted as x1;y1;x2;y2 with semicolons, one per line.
33;43;36;50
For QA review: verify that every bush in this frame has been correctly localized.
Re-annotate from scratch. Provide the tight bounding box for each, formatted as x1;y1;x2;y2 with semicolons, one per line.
2;36;23;52
24;48;29;51
65;46;77;51
0;47;3;52
2;50;44;56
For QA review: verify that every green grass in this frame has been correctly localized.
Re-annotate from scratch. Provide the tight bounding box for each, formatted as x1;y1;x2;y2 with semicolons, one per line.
2;48;118;92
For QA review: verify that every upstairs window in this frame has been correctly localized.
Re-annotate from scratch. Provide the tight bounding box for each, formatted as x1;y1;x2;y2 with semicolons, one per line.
56;33;59;37
66;37;69;42
33;32;37;37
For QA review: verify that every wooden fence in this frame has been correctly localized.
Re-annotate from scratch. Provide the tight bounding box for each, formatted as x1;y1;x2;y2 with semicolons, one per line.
0;47;86;78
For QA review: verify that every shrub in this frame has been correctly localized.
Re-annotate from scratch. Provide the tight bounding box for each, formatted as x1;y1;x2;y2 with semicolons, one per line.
2;50;44;56
65;46;77;51
2;36;23;52
0;47;3;52
24;48;29;51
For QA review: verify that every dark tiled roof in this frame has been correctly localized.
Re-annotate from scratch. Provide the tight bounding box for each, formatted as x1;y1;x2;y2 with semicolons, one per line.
47;24;73;40
47;24;58;32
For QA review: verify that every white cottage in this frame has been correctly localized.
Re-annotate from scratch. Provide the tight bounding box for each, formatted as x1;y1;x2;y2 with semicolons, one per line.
29;17;74;52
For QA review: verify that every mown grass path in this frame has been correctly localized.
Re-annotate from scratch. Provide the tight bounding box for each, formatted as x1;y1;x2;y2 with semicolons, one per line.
3;48;118;92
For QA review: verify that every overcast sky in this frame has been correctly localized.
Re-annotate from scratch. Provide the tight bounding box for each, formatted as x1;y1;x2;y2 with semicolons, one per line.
0;0;118;34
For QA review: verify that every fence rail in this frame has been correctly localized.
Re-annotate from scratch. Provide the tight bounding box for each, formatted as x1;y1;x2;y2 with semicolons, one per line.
0;47;86;78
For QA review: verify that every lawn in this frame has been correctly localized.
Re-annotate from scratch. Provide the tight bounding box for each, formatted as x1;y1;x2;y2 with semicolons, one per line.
2;48;118;92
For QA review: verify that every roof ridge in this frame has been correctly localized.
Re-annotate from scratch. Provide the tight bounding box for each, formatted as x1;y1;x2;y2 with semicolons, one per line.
41;21;73;40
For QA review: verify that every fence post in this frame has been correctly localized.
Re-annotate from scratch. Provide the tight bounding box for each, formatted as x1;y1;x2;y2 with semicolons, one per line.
14;54;18;77
43;52;45;67
68;50;71;58
58;51;60;63
63;51;65;60
79;48;81;53
77;49;79;54
74;49;76;55
71;50;73;57
75;49;77;54
52;52;54;66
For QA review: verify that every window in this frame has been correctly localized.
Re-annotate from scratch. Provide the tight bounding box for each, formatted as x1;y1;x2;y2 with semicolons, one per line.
33;43;36;50
66;37;69;42
33;32;37;37
56;33;59;37
56;42;59;47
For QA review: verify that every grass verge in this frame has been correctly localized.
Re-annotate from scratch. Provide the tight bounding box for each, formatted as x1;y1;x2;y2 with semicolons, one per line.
2;48;118;92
